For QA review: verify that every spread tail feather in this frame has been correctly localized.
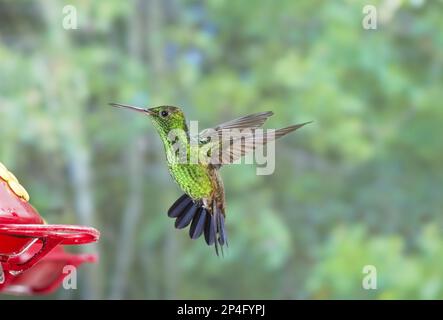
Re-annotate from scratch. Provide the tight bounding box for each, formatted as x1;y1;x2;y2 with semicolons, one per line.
168;194;227;256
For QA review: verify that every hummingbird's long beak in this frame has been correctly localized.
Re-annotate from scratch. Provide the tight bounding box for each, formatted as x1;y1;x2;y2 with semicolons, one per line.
109;103;154;115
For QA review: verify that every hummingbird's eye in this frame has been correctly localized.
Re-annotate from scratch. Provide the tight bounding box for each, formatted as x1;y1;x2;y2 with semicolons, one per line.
160;110;169;118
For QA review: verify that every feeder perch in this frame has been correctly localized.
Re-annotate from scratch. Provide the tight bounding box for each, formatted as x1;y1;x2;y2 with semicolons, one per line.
1;244;97;295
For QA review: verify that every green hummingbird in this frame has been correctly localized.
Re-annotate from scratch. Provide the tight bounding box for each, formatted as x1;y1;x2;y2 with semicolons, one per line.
111;103;310;255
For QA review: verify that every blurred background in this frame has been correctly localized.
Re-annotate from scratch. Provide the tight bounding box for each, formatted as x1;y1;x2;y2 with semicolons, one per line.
1;0;442;299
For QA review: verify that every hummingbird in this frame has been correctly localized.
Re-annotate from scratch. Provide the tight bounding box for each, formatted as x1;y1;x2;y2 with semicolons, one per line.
111;103;311;255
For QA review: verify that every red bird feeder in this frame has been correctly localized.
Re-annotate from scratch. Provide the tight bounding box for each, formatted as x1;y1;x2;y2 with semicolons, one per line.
0;162;100;295
1;244;97;295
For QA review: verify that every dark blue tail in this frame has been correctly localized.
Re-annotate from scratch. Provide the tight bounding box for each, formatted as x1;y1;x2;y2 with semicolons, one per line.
168;194;227;256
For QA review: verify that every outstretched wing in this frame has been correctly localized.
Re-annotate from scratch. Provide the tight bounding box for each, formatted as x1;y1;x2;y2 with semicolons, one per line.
196;112;311;167
194;111;274;167
201;123;311;167
198;111;274;140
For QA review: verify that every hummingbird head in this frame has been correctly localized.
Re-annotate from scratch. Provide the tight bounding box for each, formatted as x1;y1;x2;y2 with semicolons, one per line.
110;103;188;135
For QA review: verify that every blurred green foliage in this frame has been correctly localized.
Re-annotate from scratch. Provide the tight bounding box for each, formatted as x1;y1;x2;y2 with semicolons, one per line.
0;0;442;299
